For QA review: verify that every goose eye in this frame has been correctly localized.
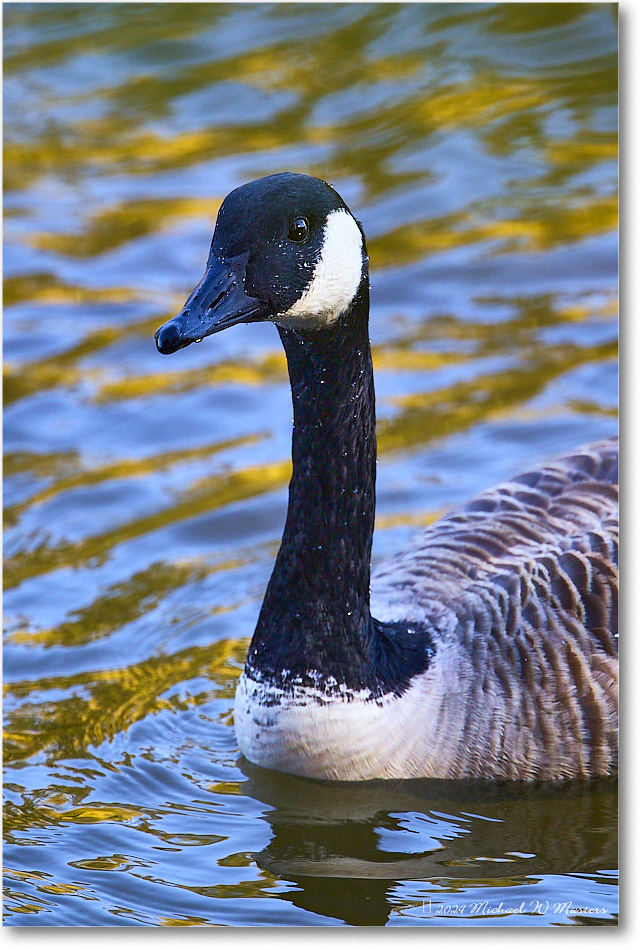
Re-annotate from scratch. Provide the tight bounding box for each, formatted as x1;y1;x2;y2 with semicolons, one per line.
288;216;309;242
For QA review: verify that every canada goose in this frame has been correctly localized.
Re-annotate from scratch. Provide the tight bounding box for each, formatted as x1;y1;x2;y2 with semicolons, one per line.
155;173;618;782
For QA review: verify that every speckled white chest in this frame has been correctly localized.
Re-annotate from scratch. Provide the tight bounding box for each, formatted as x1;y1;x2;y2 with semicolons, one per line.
233;645;468;781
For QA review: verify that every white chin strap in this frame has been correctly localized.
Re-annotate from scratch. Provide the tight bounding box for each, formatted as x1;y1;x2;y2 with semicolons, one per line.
278;209;364;326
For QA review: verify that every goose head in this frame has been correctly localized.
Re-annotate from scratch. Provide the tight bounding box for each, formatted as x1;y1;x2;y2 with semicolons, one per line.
155;173;368;354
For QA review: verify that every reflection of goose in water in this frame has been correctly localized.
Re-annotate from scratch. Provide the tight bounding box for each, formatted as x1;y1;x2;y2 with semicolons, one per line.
156;173;618;782
242;764;617;926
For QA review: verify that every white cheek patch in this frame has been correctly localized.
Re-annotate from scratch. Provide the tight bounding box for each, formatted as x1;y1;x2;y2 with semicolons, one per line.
279;209;364;325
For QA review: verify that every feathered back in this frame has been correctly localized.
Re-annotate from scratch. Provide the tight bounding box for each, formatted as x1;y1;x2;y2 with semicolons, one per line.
372;438;618;779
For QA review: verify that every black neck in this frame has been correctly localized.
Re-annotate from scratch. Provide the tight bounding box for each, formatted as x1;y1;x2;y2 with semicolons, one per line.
247;278;378;685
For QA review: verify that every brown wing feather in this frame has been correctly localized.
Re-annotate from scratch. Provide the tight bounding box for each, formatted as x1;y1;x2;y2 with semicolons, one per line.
372;438;618;779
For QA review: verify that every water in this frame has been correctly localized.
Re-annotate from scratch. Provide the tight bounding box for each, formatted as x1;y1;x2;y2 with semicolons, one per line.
3;2;618;927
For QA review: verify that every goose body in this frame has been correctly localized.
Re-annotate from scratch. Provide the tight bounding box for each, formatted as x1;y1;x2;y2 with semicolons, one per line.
156;173;618;782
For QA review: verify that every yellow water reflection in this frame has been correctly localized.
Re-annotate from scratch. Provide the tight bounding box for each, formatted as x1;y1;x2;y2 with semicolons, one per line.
4;636;246;766
3;0;618;927
4;458;291;590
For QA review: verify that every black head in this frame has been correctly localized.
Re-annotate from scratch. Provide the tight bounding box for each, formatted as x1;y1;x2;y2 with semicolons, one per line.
155;173;368;354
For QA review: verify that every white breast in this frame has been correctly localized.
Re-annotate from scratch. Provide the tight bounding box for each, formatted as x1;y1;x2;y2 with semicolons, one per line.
233;656;465;781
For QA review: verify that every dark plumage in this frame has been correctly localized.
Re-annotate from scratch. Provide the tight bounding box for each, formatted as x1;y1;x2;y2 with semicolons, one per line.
156;173;618;781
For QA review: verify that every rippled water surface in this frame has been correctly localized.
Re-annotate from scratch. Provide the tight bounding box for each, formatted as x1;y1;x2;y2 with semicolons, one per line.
3;2;618;927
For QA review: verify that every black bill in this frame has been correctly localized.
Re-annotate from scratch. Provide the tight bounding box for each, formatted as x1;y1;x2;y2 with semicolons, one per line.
155;254;263;355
